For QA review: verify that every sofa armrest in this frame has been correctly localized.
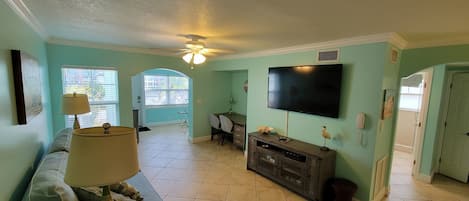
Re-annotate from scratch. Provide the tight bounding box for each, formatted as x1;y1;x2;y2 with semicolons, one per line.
48;128;73;154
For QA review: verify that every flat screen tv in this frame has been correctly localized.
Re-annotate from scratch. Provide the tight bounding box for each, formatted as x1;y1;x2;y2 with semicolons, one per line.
268;64;343;118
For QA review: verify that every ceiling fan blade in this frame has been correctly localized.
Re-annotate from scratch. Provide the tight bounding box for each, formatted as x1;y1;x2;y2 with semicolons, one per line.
204;48;234;54
203;52;218;57
177;34;207;41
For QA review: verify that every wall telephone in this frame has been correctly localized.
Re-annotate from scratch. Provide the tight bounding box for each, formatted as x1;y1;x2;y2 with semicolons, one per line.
356;112;366;129
356;112;366;146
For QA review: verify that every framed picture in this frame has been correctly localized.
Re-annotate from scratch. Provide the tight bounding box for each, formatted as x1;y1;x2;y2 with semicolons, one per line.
381;89;395;120
11;50;43;124
390;48;399;64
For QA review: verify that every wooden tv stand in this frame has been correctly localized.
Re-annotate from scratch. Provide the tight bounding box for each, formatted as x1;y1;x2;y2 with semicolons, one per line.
247;132;336;201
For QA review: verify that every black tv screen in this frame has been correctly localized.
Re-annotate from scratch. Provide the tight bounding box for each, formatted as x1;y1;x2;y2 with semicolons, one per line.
268;64;343;118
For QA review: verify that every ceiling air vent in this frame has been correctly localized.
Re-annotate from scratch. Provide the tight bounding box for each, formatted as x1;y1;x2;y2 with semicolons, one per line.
317;49;339;62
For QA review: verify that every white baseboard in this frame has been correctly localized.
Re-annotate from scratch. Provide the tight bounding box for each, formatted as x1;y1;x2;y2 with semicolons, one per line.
144;120;184;127
394;144;413;153
190;135;211;144
416;172;433;183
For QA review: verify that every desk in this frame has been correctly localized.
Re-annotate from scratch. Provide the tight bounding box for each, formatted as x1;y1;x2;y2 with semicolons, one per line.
217;113;246;150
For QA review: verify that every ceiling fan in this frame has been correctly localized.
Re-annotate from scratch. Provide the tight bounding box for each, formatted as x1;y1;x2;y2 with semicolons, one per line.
177;34;229;69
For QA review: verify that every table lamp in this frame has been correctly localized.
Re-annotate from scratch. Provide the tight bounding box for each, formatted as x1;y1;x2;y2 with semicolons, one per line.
64;124;139;201
63;93;90;129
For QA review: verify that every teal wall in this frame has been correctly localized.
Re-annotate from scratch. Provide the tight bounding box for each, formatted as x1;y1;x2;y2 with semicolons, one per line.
145;106;189;124
419;65;447;175
141;69;190;125
209;42;390;201
374;45;401;192
417;65;469;177
400;44;469;77
5;1;469;199
399;45;469;178
0;1;53;200
46;44;232;138
230;71;248;115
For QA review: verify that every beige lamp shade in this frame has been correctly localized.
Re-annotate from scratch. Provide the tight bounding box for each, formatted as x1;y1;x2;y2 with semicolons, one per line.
64;126;139;187
62;93;91;115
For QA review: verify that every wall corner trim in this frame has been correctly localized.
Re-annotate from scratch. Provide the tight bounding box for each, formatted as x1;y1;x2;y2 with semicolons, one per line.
5;0;48;39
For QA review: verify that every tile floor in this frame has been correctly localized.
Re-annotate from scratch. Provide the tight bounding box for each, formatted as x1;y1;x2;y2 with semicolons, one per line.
138;124;469;201
385;150;469;201
138;124;306;201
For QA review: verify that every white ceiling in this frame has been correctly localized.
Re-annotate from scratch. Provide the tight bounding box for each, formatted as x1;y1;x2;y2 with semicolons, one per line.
19;0;469;57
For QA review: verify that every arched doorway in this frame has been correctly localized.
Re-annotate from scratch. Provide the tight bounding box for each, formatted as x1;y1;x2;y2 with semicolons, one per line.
131;68;193;141
387;63;469;200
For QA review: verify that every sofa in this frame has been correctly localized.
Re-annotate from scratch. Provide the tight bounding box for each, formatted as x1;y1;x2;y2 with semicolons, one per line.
22;128;162;201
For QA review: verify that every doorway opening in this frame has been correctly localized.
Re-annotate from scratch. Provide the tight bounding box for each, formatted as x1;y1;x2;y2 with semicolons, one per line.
388;65;469;200
131;68;193;142
386;68;433;201
438;71;469;183
391;70;431;181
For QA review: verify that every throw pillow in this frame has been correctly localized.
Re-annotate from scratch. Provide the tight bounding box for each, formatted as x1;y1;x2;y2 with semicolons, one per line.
110;182;143;201
72;187;137;201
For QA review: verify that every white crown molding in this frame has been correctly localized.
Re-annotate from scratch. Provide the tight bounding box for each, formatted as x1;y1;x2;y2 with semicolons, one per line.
49;33;407;60
47;38;178;57
5;1;469;57
214;32;408;60
388;33;408;49
446;62;469;67
4;0;48;39
406;36;469;49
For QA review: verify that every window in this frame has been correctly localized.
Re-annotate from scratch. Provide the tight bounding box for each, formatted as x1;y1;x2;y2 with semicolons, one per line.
399;84;423;111
144;75;189;106
62;67;119;128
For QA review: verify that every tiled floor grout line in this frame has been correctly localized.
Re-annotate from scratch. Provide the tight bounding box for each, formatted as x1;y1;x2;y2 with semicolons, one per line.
140;125;468;201
384;150;469;201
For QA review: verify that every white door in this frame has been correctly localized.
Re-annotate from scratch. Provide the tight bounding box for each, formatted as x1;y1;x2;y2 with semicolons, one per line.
411;71;432;177
131;74;143;126
440;73;469;182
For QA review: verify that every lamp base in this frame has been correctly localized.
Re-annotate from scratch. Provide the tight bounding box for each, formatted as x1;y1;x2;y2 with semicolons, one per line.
73;114;80;129
102;185;112;201
320;146;330;151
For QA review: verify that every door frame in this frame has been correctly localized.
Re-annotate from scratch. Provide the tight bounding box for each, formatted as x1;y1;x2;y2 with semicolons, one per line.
411;69;433;178
435;70;469;174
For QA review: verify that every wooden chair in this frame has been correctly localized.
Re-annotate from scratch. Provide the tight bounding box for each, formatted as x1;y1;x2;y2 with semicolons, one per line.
219;115;234;145
209;114;222;141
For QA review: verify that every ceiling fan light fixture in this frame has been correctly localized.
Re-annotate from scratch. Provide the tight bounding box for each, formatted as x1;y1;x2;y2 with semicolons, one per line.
193;53;206;64
182;52;206;65
186;43;204;50
182;52;193;63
